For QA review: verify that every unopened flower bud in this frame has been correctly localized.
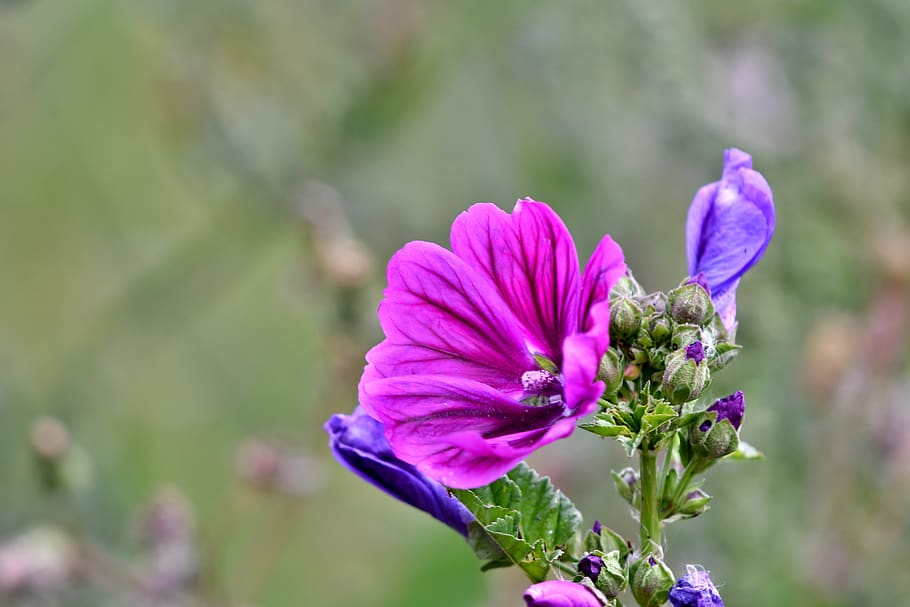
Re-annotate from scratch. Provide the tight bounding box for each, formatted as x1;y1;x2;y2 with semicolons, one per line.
648;315;672;344
610;297;643;340
671;324;701;349
630;554;674;607
662;346;710;405
579;550;626;598
668;279;714;326
669;565;724;607
629;346;649;365
690;392;744;458
677;489;711;517
612;273;646;299
707;391;744;430
611;467;639;504
597;349;624;396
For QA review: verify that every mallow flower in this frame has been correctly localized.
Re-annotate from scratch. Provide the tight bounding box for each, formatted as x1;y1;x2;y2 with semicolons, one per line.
686;148;775;334
523;580;603;607
324;407;473;536
359;199;626;488
668;565;724;607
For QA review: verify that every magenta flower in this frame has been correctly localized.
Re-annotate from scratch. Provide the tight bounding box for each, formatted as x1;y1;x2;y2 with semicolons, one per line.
359;199;626;489
668;566;724;607
523;580;603;607
324;408;474;536
686;148;775;333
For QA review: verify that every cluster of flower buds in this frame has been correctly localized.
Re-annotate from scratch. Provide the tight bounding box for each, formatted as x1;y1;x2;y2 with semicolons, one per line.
601;272;735;410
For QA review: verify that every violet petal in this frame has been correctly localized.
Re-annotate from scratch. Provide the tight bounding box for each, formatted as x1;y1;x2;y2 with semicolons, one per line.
707;391;745;430
324;409;473;536
668;566;725;607
685;149;775;332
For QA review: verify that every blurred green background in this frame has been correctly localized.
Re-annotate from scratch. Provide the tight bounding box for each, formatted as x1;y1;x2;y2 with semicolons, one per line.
1;0;909;605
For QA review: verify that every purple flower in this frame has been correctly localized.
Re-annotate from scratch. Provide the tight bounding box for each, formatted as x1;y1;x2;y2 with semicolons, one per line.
686;148;775;333
578;554;604;581
685;341;706;364
707;391;744;431
324;408;474;536
669;565;724;607
523;580;603;607
359;199;626;488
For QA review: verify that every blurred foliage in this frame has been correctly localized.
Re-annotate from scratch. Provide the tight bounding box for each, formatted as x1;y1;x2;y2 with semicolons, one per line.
0;0;908;605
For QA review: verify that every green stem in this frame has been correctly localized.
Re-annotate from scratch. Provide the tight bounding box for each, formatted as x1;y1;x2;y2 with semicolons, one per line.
669;457;708;511
638;449;661;549
657;433;679;504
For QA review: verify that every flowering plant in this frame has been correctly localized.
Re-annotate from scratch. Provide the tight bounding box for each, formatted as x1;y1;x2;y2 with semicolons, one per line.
327;148;775;606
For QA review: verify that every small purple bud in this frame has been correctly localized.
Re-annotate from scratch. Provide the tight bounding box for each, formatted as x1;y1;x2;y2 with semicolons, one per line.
592;520;602;535
669;565;724;607
686;273;711;296
685;341;705;365
578;554;604;582
648;555;656;566
707;391;745;430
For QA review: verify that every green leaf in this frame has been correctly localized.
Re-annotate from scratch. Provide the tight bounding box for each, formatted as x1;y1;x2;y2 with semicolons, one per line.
507;463;583;549
579;419;626;437
728;440;765;460
452;462;583;580
641;400;677;431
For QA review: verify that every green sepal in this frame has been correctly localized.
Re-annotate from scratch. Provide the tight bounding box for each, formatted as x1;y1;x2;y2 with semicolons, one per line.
728;440;765;461
708;342;741;371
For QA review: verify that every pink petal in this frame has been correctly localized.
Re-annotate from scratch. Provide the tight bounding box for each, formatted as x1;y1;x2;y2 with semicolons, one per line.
361;375;575;489
450;199;581;364
371;240;535;390
562;234;626;412
523;580;603;606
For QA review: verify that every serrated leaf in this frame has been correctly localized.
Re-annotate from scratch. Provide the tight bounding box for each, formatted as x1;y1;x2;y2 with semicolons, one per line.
642;401;677;431
451;490;515;526
507;463;582;549
470;474;524;512
464;513;534;568
728;440;765;460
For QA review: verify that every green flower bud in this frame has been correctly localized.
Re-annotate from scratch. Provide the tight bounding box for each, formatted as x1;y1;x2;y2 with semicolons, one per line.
611;273;645;299
661;345;710;405
611;467;638;505
629;345;649;365
690;415;740;459
689;392;744;458
668;281;714;326
597;349;624;396
648;315;672;344
579;550;626;599
610;297;643;340
629;553;674;607
671;324;702;349
677;488;712;517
